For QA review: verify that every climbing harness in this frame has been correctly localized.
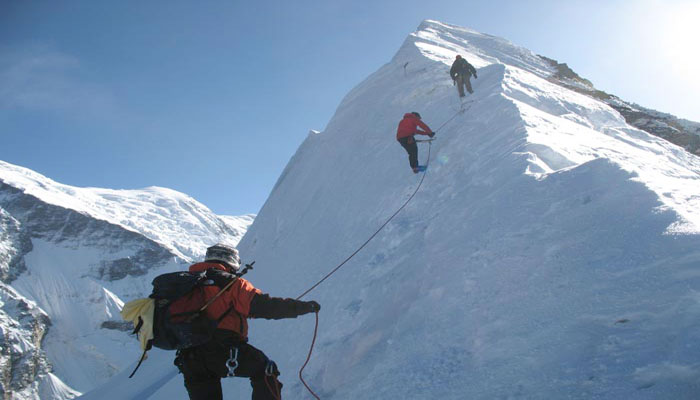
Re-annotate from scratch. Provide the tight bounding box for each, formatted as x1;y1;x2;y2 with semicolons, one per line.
226;346;281;400
293;106;465;399
226;347;239;377
226;346;282;400
264;360;282;400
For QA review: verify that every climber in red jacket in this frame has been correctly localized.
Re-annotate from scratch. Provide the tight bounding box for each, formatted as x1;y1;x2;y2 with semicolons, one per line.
396;112;434;173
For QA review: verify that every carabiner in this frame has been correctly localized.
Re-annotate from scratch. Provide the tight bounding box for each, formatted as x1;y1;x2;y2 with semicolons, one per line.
226;347;239;377
265;360;279;377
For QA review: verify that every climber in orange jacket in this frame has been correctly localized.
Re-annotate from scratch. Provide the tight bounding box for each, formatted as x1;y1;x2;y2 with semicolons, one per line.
174;244;320;400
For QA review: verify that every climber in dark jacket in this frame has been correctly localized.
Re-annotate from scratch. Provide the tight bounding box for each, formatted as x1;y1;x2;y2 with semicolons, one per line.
450;54;477;97
396;112;434;173
174;243;320;400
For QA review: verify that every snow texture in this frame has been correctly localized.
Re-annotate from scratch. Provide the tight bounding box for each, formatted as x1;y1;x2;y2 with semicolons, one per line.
87;19;700;399
0;160;253;261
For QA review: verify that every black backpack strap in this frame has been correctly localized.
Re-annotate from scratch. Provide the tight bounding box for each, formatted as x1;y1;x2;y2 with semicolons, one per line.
198;277;238;313
132;316;144;335
128;347;149;379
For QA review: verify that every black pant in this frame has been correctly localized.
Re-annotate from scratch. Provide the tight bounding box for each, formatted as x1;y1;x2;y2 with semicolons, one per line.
398;136;419;169
175;339;282;400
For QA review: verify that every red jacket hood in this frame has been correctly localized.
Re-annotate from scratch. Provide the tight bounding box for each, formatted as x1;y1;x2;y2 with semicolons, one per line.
403;113;417;120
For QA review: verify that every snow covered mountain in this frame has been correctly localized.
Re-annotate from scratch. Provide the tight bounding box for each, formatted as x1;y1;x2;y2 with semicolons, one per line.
539;55;700;156
0;159;253;399
87;19;700;399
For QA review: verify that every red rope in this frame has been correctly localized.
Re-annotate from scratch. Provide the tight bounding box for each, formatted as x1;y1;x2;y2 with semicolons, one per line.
298;311;321;399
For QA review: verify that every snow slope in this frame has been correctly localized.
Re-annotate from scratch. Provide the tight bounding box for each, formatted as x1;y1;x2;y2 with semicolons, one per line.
84;20;700;399
0;160;254;398
0;160;252;261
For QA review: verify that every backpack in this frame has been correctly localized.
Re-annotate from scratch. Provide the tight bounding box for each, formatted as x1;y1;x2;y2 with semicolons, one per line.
150;269;237;350
121;267;244;378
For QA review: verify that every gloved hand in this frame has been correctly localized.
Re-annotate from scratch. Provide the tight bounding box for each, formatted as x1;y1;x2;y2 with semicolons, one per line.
474;73;478;79
305;301;321;313
428;132;435;138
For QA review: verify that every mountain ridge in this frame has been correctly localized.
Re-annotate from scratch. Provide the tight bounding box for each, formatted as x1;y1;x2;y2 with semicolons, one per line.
0;160;252;262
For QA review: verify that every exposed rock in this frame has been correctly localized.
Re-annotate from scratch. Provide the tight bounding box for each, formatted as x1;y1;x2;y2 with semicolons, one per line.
100;321;133;332
540;55;700;155
93;247;170;281
0;283;56;399
0;208;32;283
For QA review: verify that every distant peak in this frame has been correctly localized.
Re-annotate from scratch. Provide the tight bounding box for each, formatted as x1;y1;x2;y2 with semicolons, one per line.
417;19;484;36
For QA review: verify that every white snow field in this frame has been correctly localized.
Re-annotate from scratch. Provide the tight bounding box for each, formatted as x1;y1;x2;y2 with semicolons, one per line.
81;20;700;399
0;160;254;262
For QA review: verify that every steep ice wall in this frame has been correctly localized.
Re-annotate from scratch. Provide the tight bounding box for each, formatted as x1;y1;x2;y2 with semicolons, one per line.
82;20;700;400
234;20;700;400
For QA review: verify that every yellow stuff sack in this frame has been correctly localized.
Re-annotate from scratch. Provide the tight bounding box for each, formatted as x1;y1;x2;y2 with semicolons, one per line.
120;298;155;352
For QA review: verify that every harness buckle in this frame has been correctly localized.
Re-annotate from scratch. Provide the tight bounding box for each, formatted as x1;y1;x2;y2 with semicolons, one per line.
226;347;239;377
265;360;279;377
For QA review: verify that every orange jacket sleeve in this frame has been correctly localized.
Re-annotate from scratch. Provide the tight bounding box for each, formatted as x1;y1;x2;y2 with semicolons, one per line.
228;278;262;317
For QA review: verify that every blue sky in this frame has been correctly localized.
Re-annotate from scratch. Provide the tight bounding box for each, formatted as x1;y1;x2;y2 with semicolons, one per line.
2;0;698;215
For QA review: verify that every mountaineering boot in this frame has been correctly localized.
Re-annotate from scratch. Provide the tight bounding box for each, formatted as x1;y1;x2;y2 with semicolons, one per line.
412;167;419;174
